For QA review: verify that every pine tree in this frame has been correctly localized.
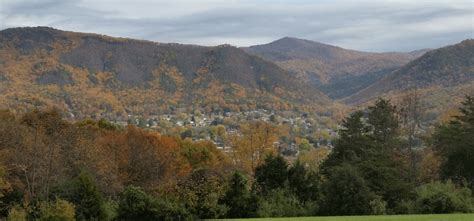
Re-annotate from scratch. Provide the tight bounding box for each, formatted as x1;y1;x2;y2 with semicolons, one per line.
321;164;373;215
220;172;256;218
254;155;288;194
321;99;410;210
288;161;319;203
433;96;474;187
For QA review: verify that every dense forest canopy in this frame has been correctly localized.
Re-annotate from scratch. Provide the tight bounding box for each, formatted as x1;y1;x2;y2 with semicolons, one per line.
0;96;472;220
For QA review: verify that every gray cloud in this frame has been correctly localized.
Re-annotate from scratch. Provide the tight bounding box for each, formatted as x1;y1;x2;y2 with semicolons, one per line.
0;0;472;52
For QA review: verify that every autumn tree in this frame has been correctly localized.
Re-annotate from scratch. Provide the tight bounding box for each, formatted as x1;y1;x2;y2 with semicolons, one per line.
399;89;424;182
110;126;184;191
179;139;231;172
229;121;280;174
2;108;68;201
297;147;329;173
176;169;227;219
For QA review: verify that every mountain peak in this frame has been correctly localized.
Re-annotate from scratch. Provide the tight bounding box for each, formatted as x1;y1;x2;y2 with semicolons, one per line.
264;36;335;50
243;36;357;63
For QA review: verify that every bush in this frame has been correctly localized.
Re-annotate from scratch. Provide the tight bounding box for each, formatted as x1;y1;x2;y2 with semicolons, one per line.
116;186;190;221
0;189;23;217
393;200;416;214
415;180;474;214
256;188;310;217
8;205;27;221
116;186;157;221
51;172;108;221
39;199;76;221
369;195;387;215
103;200;118;221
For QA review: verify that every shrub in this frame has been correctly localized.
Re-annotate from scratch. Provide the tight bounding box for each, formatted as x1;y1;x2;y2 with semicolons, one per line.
103;200;118;221
8;205;27;221
369;195;387;215
415;180;474;214
393;200;416;214
116;186;190;221
256;188;310;217
52;172;107;221
116;186;156;221
39;199;76;221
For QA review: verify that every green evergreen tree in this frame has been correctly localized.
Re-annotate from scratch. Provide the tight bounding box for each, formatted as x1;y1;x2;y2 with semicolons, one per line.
254;155;288;194
116;186;156;221
220;172;256;218
321;99;410;211
321;111;372;172
433;96;474;187
321;164;374;215
71;172;107;221
52;172;107;221
288;161;319;203
367;98;400;146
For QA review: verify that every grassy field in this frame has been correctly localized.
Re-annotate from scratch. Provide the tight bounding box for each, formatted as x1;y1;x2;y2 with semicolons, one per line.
217;214;474;221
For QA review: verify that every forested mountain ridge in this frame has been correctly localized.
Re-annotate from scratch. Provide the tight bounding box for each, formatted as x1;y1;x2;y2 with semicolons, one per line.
0;27;338;120
345;39;474;105
243;37;428;99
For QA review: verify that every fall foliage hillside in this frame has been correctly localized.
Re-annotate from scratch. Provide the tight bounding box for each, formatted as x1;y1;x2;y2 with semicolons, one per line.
243;37;428;99
0;27;338;119
345;39;474;105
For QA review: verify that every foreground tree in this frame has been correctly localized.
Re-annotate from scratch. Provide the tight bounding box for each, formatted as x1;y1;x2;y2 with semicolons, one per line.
321;164;374;215
321;99;411;210
433;96;474;187
219;172;256;218
287;161;320;203
254;155;288;195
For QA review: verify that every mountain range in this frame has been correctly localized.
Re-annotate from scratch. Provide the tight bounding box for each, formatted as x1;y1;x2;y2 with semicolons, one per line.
0;27;472;123
243;37;430;99
0;27;336;120
345;39;474;104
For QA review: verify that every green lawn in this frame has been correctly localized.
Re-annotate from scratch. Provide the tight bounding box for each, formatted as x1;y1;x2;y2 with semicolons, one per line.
217;214;474;221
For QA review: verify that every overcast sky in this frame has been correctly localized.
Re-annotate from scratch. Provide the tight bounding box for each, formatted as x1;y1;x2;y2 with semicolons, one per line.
0;0;472;52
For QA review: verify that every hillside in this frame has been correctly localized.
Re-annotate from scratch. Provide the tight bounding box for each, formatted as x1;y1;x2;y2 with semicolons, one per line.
0;27;338;120
243;37;428;99
346;39;474;105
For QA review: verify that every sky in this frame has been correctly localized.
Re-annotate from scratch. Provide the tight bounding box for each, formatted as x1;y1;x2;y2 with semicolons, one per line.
0;0;473;52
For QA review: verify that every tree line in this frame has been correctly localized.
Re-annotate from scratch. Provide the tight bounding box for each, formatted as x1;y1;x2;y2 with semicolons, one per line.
0;96;473;220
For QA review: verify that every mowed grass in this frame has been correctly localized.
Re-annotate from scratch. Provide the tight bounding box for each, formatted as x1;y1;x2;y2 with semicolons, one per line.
217;214;474;221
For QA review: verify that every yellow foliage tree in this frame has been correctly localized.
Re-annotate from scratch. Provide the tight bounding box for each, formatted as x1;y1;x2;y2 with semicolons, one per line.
229;121;281;174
